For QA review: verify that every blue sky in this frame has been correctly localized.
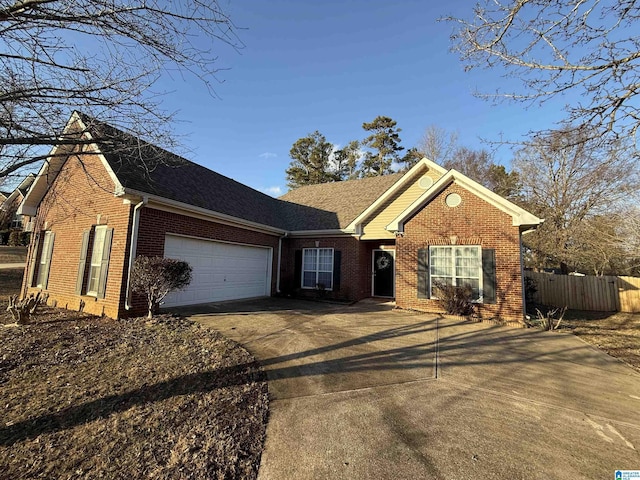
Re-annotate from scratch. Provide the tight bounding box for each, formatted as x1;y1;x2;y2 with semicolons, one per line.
156;0;568;196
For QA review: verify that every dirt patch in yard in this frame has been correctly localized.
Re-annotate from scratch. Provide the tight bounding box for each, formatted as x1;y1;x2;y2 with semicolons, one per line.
561;310;640;372
0;302;268;479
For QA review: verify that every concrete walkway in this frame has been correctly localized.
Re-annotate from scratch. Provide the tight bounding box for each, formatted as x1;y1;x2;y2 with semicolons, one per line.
184;298;640;480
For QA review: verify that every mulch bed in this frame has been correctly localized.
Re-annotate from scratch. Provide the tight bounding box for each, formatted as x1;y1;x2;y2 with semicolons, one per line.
0;305;269;479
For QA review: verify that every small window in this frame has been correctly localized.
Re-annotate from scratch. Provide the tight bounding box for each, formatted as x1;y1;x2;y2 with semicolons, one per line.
430;245;482;301
35;231;55;289
302;248;334;290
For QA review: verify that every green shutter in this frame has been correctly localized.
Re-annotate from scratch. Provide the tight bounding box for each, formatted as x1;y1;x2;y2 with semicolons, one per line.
332;250;341;291
482;248;497;304
76;230;91;295
97;228;113;299
417;248;430;299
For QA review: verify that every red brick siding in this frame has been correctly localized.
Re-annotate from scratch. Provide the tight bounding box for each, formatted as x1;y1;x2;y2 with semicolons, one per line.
396;182;524;322
280;236;373;301
23;150;133;319
128;207;281;316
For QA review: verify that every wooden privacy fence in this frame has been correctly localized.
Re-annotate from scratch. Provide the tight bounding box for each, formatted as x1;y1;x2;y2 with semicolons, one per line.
525;272;640;313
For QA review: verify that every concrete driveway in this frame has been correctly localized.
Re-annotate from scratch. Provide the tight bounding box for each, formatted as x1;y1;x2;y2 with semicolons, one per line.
181;298;640;479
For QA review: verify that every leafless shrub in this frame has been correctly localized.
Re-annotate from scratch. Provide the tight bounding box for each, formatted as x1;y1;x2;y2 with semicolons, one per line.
130;256;192;319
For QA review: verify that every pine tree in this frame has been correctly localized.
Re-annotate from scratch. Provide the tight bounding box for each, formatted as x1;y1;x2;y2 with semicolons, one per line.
359;116;404;177
285;131;337;189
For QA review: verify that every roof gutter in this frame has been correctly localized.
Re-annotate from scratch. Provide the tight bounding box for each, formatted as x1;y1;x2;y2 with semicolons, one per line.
125;196;148;310
117;188;287;236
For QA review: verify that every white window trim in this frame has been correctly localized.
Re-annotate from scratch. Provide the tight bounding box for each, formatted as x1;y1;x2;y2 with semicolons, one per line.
87;225;107;297
429;245;484;303
301;247;334;290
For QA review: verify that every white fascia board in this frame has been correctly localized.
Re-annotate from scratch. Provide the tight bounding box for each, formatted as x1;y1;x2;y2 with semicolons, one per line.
120;188;287;236
346;158;447;231
287;229;355;238
18;112;106;215
386;169;543;232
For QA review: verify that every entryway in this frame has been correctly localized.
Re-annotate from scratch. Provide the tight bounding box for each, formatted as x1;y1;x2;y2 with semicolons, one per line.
372;249;395;297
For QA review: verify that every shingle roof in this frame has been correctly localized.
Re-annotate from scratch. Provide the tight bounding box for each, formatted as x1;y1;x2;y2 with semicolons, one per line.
79;113;404;232
82;115;293;230
279;174;403;229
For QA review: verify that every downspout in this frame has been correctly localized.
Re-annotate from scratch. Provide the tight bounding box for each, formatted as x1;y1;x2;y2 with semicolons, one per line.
125;197;147;309
276;232;288;293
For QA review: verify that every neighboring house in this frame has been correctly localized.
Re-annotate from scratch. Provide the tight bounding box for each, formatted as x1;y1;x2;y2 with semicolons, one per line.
1;174;35;231
19;112;542;321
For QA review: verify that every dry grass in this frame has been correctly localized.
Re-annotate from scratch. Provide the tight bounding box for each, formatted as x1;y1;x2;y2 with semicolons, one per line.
0;268;23;301
561;310;640;372
0;270;268;479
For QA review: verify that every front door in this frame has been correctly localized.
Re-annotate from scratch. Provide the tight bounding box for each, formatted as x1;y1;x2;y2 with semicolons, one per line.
373;249;395;297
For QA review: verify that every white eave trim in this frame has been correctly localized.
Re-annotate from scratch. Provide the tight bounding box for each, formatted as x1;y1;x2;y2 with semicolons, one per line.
287;229;355;238
119;188;287;236
346;157;447;231
386;169;544;232
18;111;124;216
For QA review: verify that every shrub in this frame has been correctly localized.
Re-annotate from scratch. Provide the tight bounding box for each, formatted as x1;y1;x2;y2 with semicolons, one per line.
433;281;476;316
130;256;192;318
0;230;10;245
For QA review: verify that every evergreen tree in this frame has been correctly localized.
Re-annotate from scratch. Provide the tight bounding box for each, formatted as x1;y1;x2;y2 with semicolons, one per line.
333;140;361;180
285;131;337;189
359;116;404;177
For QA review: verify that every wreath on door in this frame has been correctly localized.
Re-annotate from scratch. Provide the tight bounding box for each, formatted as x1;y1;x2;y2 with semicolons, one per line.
376;255;391;270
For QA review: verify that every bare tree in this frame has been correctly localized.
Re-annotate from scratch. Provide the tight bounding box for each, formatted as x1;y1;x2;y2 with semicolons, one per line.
417;125;459;165
0;0;241;183
447;0;640;144
514;126;639;273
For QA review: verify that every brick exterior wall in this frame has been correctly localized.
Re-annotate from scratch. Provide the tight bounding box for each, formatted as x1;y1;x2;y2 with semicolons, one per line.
23;150;133;319
128;207;282;316
280;236;372;302
395;182;524;322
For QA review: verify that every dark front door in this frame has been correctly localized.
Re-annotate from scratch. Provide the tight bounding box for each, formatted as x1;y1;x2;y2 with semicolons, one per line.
373;250;395;297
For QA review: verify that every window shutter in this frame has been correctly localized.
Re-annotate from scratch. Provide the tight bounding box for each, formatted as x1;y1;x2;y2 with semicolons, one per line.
28;232;41;287
482;248;497;304
294;250;302;288
417;248;430;299
76;230;91;295
333;250;341;291
97;228;113;299
41;232;55;289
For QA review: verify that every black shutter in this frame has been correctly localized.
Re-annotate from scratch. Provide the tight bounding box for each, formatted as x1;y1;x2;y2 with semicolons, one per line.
294;250;302;288
97;228;113;299
76;230;91;295
482;248;497;304
417;248;430;299
333;250;341;291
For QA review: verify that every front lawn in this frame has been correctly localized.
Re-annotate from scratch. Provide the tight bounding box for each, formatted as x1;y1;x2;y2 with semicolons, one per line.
561;310;640;372
0;275;268;479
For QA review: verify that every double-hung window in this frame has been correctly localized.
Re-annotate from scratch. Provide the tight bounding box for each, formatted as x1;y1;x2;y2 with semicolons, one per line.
35;231;55;289
302;248;334;290
87;226;108;296
76;225;113;298
430;245;482;301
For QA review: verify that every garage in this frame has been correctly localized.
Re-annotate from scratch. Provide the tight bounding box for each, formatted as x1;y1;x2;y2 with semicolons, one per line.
162;234;272;307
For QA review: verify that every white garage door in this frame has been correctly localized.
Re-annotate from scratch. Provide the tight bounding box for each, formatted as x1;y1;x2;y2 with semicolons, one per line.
163;235;272;307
